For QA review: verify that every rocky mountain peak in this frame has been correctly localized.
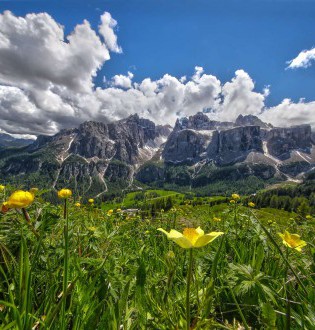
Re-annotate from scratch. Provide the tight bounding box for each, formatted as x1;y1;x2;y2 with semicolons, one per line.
175;112;234;131
235;114;272;129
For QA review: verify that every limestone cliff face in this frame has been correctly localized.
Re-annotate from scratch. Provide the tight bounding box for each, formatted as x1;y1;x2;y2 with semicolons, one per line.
266;125;312;160
70;121;115;159
162;129;209;164
26;114;170;167
164;125;263;166
207;126;263;165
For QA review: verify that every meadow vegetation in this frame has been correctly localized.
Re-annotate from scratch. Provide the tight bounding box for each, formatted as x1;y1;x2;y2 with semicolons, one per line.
0;184;314;329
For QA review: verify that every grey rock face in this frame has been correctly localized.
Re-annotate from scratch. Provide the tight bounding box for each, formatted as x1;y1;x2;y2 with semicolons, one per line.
29;114;171;165
70;121;115;159
207;126;263;165
266;125;312;160
162;129;208;164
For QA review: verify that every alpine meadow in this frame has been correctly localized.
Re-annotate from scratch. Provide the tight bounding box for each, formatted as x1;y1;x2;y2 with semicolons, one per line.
0;1;315;329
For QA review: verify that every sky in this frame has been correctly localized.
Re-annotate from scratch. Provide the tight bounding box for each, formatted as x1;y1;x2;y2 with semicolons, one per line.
0;0;314;138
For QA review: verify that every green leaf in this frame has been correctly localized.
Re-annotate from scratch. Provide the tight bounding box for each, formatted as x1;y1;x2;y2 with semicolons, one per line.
261;302;276;329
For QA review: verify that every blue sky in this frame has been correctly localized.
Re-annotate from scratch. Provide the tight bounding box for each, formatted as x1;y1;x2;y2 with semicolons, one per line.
0;0;314;135
3;0;315;105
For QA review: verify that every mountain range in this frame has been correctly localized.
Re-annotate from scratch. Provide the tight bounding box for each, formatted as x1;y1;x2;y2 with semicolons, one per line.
0;112;314;197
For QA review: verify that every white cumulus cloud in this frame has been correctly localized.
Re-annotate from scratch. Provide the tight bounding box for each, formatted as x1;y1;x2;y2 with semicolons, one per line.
0;11;313;138
98;12;122;53
111;71;134;89
287;47;315;69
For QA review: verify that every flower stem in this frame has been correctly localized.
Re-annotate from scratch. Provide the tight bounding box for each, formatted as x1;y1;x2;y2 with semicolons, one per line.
285;247;291;330
186;249;193;330
61;198;69;328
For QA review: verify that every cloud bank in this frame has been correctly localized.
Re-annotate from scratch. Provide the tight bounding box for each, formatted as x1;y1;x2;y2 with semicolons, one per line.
0;11;314;138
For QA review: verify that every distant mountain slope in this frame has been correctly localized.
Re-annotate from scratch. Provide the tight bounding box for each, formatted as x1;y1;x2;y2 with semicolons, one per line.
0;133;33;147
0;112;314;197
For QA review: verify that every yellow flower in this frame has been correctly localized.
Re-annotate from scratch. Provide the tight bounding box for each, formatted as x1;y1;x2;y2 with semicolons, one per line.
158;227;224;249
107;209;113;216
213;217;221;222
278;231;307;252
30;187;38;194
5;190;34;209
248;202;255;208
306;215;312;220
75;202;81;207
0;185;5;191
231;193;240;200
88;198;94;204
230;200;236;204
57;189;72;199
116;208;122;212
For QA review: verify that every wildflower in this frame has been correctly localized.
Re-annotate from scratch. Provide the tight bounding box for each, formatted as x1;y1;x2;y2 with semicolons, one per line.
116;208;122;213
248;202;255;208
230;200;236;204
107;209;113;216
278;230;307;252
88;198;94;204
75;202;81;207
232;193;240;200
30;187;38;194
213;217;221;222
57;189;72;199
145;230;150;234
87;226;97;232
158;226;223;249
306;215;312;220
4;190;34;209
0;185;5;191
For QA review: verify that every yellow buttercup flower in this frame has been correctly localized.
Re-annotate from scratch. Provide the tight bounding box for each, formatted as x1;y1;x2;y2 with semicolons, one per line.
107;209;113;216
230;200;236;204
57;189;72;199
231;193;240;200
0;185;5;191
75;202;81;207
248;202;255;208
158;227;224;249
213;217;221;222
5;190;34;209
88;198;94;204
116;208;122;212
278;230;307;252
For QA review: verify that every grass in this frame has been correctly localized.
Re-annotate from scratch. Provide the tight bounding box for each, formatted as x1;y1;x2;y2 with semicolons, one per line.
0;187;314;329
